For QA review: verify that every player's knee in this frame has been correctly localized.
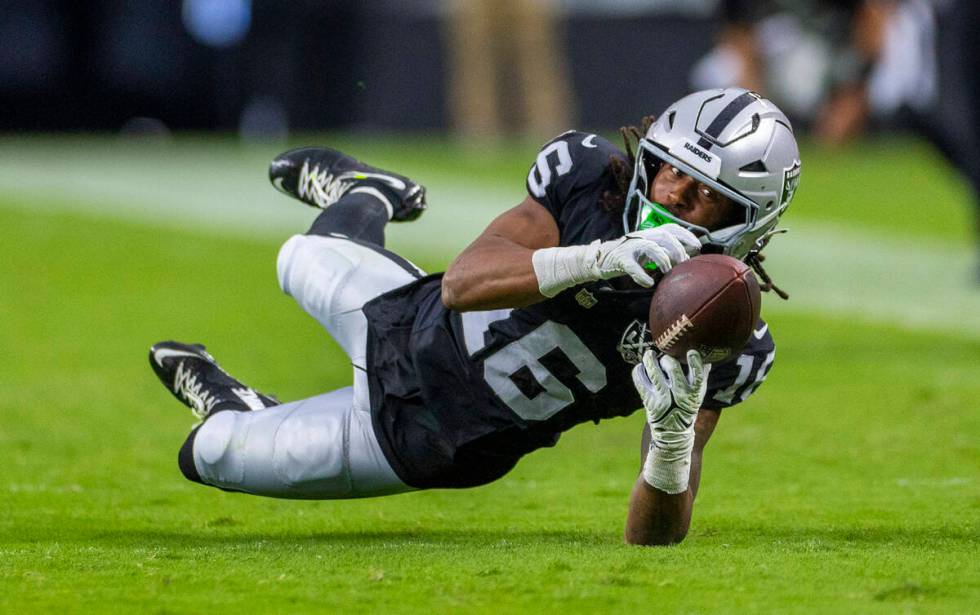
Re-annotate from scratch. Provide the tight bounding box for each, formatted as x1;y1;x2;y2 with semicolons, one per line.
194;411;238;467
278;234;347;295
276;234;308;295
179;410;247;487
276;235;356;307
271;404;350;493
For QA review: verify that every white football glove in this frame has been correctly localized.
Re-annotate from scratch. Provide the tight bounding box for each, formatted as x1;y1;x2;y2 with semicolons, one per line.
631;349;711;494
532;224;700;298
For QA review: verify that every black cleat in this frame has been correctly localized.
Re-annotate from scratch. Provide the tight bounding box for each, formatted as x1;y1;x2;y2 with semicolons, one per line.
149;341;278;420
268;146;427;222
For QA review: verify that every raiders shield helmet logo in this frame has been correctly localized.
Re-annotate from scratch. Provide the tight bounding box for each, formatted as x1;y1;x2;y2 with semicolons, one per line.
780;161;801;208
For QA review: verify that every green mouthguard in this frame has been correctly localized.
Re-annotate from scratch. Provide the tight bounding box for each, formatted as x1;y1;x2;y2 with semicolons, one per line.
637;201;675;230
637;202;675;270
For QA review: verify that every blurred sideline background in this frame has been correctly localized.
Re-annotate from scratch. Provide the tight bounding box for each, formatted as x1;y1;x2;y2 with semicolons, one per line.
2;0;979;331
6;0;979;141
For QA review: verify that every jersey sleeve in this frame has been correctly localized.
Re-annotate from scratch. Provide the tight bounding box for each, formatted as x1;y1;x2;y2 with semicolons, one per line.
701;319;776;411
525;130;623;223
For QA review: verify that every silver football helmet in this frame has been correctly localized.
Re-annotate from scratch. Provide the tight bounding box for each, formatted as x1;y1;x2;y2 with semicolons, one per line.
623;88;801;260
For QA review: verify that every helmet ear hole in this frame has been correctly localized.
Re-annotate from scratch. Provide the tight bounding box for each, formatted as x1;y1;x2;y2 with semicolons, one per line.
643;157;660;185
667;111;676;129
764;200;774;212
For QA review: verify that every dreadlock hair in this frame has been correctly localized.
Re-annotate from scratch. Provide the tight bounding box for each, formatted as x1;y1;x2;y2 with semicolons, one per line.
600;115;790;300
746;246;790;300
599;115;658;213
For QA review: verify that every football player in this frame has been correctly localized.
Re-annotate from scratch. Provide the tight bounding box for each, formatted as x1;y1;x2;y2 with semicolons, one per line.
150;88;801;545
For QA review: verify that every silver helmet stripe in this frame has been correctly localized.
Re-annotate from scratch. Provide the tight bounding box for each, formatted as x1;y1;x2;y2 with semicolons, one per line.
696;91;759;150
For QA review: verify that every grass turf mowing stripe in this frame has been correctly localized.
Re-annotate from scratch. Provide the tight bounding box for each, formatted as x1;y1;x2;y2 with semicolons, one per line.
763;221;980;339
1;133;973;243
2;144;978;341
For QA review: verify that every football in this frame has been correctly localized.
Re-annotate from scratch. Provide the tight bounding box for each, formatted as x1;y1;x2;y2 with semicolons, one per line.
648;254;762;363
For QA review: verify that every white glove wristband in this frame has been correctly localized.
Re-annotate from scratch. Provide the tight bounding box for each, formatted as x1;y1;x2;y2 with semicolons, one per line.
641;432;695;494
531;242;599;298
532;225;701;298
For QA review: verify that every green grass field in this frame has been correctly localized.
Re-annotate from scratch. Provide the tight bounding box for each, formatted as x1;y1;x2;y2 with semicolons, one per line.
1;136;978;613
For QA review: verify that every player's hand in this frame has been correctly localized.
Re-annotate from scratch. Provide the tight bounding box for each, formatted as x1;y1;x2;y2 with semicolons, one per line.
531;223;699;298
632;349;710;435
632;349;710;494
590;224;701;287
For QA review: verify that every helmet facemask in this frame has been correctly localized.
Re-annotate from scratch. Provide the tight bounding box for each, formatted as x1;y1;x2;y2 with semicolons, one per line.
623;139;768;260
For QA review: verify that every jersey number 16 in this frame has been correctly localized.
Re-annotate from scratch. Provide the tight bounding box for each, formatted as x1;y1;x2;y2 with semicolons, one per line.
462;311;607;422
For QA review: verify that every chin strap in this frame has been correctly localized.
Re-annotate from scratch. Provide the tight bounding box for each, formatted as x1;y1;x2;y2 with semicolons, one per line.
746;229;790;300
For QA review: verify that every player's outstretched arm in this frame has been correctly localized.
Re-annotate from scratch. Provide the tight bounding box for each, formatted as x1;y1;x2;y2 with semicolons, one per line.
442;196;560;311
624;409;720;546
624;350;719;546
442;197;699;312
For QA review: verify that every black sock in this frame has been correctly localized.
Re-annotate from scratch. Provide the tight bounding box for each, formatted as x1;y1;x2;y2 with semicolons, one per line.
307;187;392;246
178;426;204;484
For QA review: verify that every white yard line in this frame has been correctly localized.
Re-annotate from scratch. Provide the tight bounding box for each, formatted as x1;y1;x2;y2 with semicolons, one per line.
761;224;980;339
1;142;978;339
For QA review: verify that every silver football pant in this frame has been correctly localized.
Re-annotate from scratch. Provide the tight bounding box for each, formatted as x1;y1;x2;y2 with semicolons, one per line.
190;234;425;498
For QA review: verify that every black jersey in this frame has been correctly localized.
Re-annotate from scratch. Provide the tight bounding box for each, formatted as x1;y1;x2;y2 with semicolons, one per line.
363;131;776;489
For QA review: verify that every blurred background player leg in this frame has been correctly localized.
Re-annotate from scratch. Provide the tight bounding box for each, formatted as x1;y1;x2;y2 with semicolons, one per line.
445;0;574;141
445;0;501;139
918;0;980;282
860;0;980;283
508;0;574;139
